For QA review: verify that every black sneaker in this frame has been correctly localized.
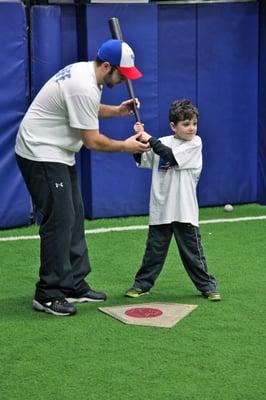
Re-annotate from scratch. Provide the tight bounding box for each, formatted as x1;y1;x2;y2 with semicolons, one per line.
66;289;107;303
33;298;77;316
201;291;221;301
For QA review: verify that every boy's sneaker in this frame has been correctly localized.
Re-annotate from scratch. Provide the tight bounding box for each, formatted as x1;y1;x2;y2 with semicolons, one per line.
125;287;150;298
33;298;77;316
66;289;107;303
201;291;221;301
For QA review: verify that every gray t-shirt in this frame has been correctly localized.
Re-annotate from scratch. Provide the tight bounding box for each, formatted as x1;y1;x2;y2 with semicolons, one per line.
139;135;202;227
15;61;102;166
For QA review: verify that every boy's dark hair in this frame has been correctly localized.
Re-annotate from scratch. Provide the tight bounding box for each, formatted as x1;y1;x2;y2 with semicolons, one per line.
169;99;199;124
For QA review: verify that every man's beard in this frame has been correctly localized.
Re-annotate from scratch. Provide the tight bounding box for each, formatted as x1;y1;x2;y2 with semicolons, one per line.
104;70;115;88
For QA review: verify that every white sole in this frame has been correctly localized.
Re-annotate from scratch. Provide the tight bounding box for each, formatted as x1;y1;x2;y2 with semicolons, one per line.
66;297;106;304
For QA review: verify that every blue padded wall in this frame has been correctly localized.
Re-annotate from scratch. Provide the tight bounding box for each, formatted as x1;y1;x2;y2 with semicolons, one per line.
158;5;197;136
258;1;266;204
197;3;258;206
0;2;261;227
0;2;31;228
31;6;61;98
31;5;78;99
82;4;157;218
80;2;259;218
157;2;259;208
30;5;82;189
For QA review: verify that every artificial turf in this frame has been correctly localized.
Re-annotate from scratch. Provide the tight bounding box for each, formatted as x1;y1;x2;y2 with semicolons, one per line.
0;204;265;399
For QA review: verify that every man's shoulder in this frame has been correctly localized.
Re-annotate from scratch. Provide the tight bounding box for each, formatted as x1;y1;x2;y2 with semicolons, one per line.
69;61;92;80
62;62;99;97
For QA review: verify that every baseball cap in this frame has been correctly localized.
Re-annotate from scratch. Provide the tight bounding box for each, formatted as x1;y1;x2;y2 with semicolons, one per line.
97;39;142;80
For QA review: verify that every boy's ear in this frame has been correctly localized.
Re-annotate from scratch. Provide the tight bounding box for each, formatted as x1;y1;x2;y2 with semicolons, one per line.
170;122;176;133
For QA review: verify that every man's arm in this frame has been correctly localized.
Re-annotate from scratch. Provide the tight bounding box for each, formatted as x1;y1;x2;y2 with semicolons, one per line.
98;104;120;118
99;99;140;118
80;129;149;154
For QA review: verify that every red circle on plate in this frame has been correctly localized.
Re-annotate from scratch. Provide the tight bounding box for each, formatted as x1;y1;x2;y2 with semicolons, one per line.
125;307;163;318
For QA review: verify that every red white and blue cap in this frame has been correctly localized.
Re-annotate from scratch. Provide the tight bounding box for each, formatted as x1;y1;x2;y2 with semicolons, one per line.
97;39;142;80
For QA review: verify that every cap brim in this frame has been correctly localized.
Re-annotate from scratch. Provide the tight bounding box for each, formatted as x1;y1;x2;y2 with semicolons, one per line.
117;66;143;80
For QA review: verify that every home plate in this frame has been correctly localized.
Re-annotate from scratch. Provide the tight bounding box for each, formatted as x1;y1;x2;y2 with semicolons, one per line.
98;303;198;328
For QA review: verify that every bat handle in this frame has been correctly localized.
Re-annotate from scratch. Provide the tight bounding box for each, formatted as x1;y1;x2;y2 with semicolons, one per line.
108;17;141;123
126;81;141;123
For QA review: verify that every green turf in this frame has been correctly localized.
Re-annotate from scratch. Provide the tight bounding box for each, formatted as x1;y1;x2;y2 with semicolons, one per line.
1;202;266;238
0;204;266;399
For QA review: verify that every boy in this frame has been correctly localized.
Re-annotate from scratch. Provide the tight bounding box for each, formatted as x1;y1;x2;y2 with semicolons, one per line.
125;99;221;301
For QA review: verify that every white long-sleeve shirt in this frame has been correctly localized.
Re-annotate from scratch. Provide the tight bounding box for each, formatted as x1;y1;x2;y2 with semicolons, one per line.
139;134;202;227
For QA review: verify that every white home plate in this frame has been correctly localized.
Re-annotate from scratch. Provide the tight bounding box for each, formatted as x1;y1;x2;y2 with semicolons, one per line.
98;303;198;328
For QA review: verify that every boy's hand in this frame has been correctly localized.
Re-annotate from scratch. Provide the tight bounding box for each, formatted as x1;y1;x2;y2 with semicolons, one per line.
134;122;144;133
133;123;151;145
139;131;152;143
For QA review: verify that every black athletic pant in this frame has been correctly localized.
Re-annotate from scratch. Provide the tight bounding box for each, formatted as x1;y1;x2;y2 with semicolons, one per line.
16;155;90;302
134;222;217;293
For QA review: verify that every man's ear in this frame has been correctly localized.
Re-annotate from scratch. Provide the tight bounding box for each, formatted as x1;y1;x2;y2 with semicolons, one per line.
102;62;112;73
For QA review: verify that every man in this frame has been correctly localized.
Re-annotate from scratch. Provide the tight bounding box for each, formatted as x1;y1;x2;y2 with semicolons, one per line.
15;39;149;317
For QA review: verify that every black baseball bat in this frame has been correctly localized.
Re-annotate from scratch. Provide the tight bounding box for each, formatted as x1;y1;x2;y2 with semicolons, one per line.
108;17;142;123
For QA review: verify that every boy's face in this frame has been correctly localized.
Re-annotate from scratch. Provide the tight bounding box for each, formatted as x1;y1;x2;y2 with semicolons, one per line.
170;118;197;141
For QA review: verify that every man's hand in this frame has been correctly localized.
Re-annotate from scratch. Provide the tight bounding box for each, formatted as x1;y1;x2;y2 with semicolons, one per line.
118;98;140;117
123;132;150;154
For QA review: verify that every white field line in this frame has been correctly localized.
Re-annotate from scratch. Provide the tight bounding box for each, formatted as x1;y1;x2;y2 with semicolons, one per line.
0;215;266;242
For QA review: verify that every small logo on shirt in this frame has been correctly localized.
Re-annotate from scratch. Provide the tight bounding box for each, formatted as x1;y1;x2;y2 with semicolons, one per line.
55;182;64;188
158;157;171;172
